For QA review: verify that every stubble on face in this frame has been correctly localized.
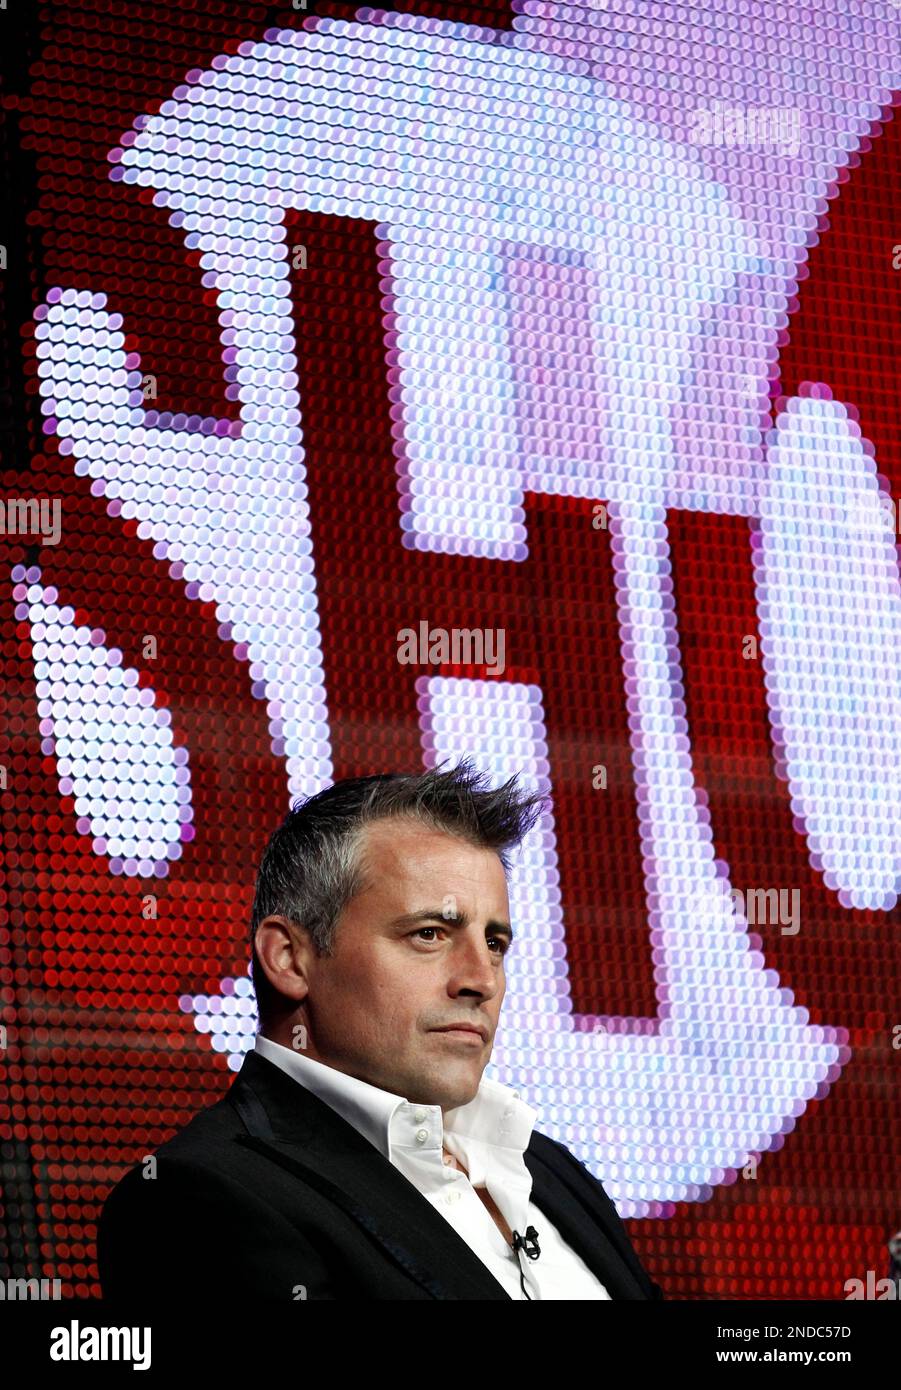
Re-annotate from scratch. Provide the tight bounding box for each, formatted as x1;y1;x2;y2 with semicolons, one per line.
297;818;512;1111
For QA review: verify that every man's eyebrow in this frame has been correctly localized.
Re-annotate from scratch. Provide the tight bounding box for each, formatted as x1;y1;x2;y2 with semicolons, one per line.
390;909;514;943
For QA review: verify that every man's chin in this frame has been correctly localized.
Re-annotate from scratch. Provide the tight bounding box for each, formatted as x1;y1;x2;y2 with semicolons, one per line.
419;1070;485;1113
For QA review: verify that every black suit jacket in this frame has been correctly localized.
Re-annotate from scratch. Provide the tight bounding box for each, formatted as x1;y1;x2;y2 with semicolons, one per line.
98;1050;664;1300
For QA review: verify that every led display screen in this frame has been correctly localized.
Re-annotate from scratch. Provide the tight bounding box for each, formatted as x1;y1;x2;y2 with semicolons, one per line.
1;0;899;1300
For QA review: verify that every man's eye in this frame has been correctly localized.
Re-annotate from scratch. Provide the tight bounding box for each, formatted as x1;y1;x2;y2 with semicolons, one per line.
410;928;508;955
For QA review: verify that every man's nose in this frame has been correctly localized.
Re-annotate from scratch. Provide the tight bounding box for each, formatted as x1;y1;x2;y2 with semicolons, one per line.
447;934;501;997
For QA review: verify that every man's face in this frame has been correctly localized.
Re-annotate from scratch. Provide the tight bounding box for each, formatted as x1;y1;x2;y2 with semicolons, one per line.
265;818;511;1111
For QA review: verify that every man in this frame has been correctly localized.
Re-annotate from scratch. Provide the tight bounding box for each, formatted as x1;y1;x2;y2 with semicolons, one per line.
98;760;664;1300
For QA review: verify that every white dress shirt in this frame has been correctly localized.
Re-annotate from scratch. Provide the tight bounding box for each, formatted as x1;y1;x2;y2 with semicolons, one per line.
254;1034;611;1301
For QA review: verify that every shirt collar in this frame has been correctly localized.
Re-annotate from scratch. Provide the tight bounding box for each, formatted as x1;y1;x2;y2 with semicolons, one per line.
253;1033;537;1167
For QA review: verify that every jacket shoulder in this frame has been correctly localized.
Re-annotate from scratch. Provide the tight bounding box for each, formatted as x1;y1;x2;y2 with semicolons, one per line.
98;1147;333;1300
97;1087;335;1300
527;1128;625;1219
528;1129;666;1300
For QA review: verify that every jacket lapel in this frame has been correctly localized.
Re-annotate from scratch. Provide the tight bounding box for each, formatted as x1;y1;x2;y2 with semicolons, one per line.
524;1143;651;1299
228;1050;513;1300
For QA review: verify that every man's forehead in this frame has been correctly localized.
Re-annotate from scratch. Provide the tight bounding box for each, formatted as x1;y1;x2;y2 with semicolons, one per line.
360;816;486;853
356;818;508;887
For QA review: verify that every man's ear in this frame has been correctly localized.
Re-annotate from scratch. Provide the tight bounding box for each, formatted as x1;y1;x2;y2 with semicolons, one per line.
253;914;311;1006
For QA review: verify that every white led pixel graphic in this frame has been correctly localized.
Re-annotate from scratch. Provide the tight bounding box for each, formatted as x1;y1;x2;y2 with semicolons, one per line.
31;12;901;1209
756;395;901;911
13;566;193;876
179;966;258;1067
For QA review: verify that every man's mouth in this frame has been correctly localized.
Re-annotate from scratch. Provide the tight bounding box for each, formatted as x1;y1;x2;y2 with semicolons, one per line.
431;1023;489;1044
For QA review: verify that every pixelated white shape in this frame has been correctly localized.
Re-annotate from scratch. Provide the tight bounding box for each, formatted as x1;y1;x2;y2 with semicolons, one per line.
179;968;258;1074
14;570;192;877
416;576;842;1214
34;287;332;805
30;19;854;1207
33;17;764;797
755;395;901;911
106;19;763;562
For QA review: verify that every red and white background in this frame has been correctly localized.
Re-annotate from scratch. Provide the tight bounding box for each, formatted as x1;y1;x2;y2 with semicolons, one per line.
0;0;899;1299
